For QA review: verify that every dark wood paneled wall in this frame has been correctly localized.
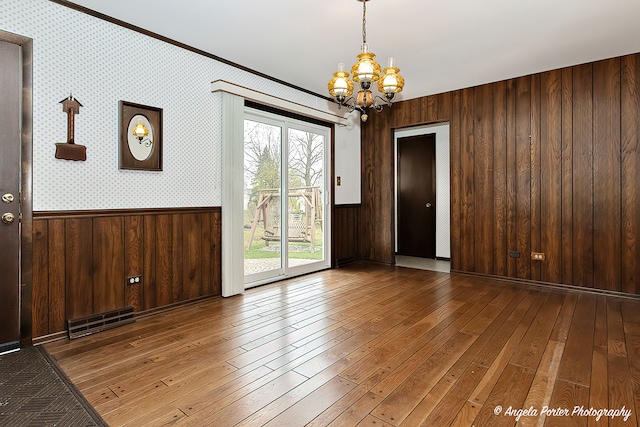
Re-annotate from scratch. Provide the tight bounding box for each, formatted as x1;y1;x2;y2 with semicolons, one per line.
339;52;640;295
333;205;360;266
32;208;222;338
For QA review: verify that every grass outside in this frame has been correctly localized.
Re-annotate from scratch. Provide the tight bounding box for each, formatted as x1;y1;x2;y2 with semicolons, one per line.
244;224;323;260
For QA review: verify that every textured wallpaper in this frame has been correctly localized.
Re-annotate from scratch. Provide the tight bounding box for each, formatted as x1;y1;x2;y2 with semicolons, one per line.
0;0;340;210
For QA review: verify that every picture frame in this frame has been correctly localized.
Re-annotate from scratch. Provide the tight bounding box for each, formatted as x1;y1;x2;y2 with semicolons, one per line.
119;101;163;171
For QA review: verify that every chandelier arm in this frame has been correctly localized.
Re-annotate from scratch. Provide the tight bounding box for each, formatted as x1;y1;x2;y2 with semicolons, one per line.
372;95;392;108
334;96;358;112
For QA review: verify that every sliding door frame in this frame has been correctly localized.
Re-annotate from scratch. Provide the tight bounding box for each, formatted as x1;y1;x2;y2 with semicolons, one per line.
244;107;331;288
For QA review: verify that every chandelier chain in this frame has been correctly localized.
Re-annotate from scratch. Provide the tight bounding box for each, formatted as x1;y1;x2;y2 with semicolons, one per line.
362;0;367;44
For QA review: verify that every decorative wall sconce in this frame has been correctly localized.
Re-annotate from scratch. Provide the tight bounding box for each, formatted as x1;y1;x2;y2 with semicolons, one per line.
55;94;87;161
132;122;149;142
119;101;163;171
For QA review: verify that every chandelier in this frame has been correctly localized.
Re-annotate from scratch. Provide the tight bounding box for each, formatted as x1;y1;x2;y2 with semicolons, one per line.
327;0;405;122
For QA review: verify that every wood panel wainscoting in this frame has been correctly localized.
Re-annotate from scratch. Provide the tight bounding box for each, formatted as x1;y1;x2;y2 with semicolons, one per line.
333;204;360;267
353;51;640;296
32;207;222;341
45;263;640;426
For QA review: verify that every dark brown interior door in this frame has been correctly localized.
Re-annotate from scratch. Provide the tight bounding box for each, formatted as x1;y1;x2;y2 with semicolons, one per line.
397;133;436;258
0;40;22;351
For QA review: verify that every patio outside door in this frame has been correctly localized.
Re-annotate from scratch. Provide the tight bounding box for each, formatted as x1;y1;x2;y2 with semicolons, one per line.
243;109;330;287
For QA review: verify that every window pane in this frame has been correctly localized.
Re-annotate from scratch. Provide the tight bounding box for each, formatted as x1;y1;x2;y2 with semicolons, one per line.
244;120;282;277
287;128;325;268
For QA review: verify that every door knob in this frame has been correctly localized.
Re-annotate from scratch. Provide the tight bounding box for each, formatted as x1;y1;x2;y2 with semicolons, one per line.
2;193;14;204
2;212;15;224
426;203;432;208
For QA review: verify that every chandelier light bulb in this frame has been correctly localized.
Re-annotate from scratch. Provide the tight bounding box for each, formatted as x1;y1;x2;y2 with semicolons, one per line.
379;57;405;97
351;51;380;84
333;63;350;96
328;62;354;99
333;80;349;96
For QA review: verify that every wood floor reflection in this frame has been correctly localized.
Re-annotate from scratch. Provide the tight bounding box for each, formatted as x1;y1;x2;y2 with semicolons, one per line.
45;263;640;426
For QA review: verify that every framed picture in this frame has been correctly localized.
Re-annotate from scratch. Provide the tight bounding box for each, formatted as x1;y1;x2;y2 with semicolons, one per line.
119;101;163;171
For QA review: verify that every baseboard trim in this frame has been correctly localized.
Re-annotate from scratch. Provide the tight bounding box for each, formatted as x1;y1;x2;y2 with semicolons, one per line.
335;256;359;267
450;269;640;300
33;331;68;346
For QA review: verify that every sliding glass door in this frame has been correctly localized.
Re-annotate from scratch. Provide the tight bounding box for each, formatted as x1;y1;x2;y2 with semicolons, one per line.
243;109;330;287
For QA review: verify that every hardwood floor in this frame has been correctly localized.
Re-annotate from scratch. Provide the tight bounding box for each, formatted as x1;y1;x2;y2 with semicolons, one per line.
44;263;640;426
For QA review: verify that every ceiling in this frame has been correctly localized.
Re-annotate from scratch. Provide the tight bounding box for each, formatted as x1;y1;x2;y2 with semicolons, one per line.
66;0;640;102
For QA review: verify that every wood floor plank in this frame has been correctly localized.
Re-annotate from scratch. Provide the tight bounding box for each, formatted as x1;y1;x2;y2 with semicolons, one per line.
472;363;536;427
371;332;477;425
265;327;354;371
469;291;548;405
99;361;249;423
365;287;501;399
449;400;482;427
318;390;384;427
355;414;395;427
623;321;640;427
402;363;487;427
510;291;565;370
518;340;565;427
445;288;527;380
292;283;444;379
41;264;640;427
172;370;308;427
171;365;274;418
86;342;242;401
339;298;466;384
370;288;521;425
556;293;597;386
233;358;356;427
621;299;640;325
517;294;574;426
549;292;578;342
607;298;639;426
590;295;609;427
121;407;187;427
262;376;357;426
543;379;589;427
474;289;546;368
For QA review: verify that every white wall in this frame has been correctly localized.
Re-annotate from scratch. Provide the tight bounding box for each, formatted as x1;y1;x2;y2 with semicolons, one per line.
395;123;451;259
0;0;348;211
334;111;361;205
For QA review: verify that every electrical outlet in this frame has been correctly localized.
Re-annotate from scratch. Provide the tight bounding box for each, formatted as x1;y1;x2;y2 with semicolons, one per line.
126;275;142;286
531;252;545;261
337;176;341;186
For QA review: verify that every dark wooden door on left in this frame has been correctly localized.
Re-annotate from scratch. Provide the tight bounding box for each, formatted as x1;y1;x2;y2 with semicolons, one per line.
397;133;437;258
0;40;22;352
